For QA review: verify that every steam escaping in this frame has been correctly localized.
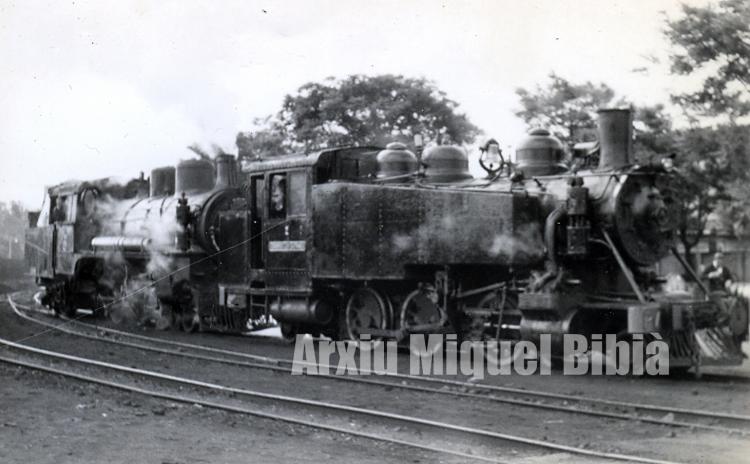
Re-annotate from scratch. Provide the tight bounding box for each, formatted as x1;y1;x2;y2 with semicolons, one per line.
89;190;183;326
211;143;229;156
389;215;544;264
186;142;229;160
109;277;169;329
485;224;545;261
187;143;211;160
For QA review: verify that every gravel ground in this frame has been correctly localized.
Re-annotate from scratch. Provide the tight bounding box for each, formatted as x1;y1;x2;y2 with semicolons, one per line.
0;363;464;464
2;281;750;463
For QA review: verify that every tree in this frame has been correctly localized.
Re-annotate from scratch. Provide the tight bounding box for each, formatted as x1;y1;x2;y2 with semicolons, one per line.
670;127;733;265
514;75;676;156
236;116;289;159
515;73;617;145
663;0;750;266
712;124;750;235
665;0;750;121
633;104;678;163
0;201;26;261
237;74;480;157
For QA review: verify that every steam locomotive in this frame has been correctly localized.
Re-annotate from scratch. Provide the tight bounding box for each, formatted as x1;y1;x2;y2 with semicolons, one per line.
25;108;748;370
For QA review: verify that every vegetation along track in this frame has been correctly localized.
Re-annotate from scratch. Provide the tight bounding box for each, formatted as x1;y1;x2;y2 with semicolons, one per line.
8;293;750;437
0;298;691;464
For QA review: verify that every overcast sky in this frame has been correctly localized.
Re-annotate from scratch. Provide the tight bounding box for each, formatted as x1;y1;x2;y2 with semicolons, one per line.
0;0;707;207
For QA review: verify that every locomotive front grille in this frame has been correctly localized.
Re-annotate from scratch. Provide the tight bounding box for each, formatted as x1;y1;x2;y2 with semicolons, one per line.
670;300;721;330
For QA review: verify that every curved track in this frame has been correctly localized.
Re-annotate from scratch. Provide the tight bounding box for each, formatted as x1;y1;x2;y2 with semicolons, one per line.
9;294;750;436
0;303;690;464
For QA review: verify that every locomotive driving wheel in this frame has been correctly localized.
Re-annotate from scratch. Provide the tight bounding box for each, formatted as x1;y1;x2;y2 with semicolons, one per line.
50;281;76;319
400;285;446;331
400;284;447;354
344;287;390;341
463;289;520;341
53;298;76;319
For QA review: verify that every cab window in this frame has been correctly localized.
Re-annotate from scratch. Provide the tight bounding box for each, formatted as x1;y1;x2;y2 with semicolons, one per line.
288;171;307;216
50;196;66;223
37;195;49;227
269;173;286;218
64;195;77;222
79;189;98;217
51;195;76;224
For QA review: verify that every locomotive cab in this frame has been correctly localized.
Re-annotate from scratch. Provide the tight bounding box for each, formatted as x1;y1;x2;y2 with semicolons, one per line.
216;147;383;335
25;177;148;316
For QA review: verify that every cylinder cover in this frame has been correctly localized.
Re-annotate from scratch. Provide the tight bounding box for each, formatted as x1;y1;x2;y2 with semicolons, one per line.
270;299;334;325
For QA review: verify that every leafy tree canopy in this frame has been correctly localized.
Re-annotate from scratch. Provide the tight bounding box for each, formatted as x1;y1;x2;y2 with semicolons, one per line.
665;0;750;120
515;73;618;145
0;201;26;260
632;104;678;161
670;126;736;252
236;74;480;158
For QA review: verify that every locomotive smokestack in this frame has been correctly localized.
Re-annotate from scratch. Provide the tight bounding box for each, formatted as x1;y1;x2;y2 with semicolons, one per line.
214;154;238;188
597;108;633;170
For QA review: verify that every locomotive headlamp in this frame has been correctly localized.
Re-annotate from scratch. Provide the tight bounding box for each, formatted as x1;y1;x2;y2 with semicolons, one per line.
485;143;502;167
479;138;504;175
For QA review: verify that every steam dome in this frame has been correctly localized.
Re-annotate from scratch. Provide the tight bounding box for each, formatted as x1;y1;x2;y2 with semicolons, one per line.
377;142;418;182
515;129;567;176
150;166;175;197
176;159;215;194
422;145;472;183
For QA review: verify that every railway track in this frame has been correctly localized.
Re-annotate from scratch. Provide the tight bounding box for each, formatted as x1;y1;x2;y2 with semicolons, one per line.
0;302;689;464
8;294;750;437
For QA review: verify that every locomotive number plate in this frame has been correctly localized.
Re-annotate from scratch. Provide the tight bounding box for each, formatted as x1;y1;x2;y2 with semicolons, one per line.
268;240;306;252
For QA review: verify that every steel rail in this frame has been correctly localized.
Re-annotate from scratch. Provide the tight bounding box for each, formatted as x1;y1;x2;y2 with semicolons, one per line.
0;332;683;464
9;295;750;435
0;355;501;464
